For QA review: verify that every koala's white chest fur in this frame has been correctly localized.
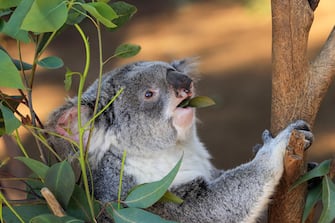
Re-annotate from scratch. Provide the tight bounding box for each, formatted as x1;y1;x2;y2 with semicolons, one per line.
124;136;213;187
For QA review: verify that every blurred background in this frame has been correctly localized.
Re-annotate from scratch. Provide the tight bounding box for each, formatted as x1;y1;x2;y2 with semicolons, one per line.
1;0;335;200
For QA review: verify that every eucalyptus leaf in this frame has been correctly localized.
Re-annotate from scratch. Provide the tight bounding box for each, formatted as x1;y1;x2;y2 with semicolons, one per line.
2;204;50;223
0;0;21;10
66;0;86;25
0;102;21;135
291;160;331;190
0;94;24;111
30;214;63;223
302;183;322;222
0;49;25;89
21;0;68;33
114;43;141;58
67;185;101;222
159;191;183;204
111;207;177;223
82;2;118;28
45;161;75;208
37;56;64;69
178;96;216;108
12;59;33;71
125;157;182;208
1;0;33;42
319;176;335;223
109;1;137;30
15;156;49;180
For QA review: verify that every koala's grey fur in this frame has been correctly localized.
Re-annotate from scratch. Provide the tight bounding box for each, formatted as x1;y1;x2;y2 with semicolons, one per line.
47;59;313;223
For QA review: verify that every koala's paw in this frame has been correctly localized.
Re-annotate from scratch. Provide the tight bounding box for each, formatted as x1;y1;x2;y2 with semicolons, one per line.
285;120;314;150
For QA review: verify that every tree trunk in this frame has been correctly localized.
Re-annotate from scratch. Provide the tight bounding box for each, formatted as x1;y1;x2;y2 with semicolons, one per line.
269;0;335;222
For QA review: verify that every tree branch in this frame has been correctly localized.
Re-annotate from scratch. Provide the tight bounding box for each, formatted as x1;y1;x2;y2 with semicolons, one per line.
268;0;335;222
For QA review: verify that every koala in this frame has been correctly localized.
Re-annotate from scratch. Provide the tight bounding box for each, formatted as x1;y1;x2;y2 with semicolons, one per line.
47;59;313;223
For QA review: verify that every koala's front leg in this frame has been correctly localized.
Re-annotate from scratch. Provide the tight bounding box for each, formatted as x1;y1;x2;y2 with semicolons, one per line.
153;121;313;223
255;120;313;174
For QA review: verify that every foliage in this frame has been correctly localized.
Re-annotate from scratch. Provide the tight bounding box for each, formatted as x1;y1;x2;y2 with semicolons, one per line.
0;0;181;222
292;160;335;223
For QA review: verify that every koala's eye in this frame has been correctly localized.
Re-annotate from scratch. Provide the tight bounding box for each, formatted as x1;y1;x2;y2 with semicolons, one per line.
145;90;154;98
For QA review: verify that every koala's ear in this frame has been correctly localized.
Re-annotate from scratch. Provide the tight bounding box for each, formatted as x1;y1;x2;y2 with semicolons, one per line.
54;106;91;144
170;58;199;79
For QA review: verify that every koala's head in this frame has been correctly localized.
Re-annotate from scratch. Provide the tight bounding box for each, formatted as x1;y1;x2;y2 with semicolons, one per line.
47;59;199;164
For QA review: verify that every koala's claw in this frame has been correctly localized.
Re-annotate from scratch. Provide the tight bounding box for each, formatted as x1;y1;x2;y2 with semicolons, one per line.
289;120;314;150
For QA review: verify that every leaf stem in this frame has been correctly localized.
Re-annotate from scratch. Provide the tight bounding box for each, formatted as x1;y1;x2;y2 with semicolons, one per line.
74;23;96;222
118;150;127;209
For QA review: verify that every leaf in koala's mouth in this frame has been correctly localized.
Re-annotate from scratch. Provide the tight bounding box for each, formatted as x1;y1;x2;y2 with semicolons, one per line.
177;96;215;108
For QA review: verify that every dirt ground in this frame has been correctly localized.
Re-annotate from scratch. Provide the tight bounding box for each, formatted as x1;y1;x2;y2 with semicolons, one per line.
1;0;335;203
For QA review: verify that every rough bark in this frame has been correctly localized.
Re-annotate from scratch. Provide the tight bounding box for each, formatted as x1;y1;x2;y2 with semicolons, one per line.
269;0;335;222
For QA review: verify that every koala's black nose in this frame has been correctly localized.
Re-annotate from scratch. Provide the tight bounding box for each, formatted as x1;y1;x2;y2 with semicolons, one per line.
166;70;192;92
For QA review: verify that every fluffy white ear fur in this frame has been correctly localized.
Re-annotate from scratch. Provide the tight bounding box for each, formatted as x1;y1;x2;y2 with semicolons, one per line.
55;106;90;145
171;58;200;81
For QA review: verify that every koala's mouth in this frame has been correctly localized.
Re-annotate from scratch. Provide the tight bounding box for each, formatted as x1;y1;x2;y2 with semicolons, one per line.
177;96;192;108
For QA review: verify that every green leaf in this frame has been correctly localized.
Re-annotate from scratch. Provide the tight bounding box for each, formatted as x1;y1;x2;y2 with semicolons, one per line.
0;0;33;42
60;216;85;223
188;96;216;108
125;157;182;208
292;160;331;190
114;43;141;58
0;0;21;9
37;56;64;69
30;214;62;223
302;183;322;222
66;0;86;25
64;68;74;91
3;204;50;222
110;207;177;223
159;191;183;204
30;215;85;223
67;185;101;222
21;0;68;33
15;156;49;180
0;102;21;135
0;49;25;89
45;161;75;208
109;1;137;30
82;2;118;28
12;59;33;71
319;176;335;223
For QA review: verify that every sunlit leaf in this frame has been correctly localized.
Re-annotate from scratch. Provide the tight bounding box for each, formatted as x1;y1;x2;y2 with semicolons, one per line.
125;157;182;208
0;0;33;42
114;43;141;58
82;2;118;28
319;176;335;223
178;96;216;108
159;191;183;204
0;102;21;135
45;161;75;208
0;0;21;9
21;0;67;32
302;183;322;222
110;207;177;223
292;160;331;190
0;49;25;89
37;56;64;69
15;156;49;180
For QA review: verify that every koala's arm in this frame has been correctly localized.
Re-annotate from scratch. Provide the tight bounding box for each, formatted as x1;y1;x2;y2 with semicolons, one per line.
150;120;313;223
